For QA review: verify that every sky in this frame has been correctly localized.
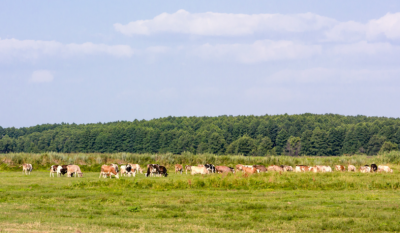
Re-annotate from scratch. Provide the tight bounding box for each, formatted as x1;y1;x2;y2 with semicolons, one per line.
1;0;400;128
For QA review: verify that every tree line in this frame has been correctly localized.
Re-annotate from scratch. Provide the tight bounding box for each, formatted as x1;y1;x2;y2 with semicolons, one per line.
0;113;399;155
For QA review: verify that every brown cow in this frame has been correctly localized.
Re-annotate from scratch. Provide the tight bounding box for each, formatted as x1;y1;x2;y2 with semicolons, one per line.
175;164;183;174
295;165;310;172
335;165;345;171
67;165;83;177
237;164;257;174
100;165;119;179
236;164;253;171
215;166;233;173
50;165;58;177
253;165;267;173
267;165;283;172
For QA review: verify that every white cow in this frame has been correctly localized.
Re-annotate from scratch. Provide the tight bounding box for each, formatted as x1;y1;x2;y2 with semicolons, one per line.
348;165;356;172
378;165;393;173
190;166;209;175
22;164;32;175
360;166;371;173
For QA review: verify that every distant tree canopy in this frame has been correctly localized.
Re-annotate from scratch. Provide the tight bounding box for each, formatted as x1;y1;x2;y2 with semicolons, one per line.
1;114;400;155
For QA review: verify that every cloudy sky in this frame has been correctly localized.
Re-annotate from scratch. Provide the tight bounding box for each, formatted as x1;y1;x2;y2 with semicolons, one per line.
2;0;400;128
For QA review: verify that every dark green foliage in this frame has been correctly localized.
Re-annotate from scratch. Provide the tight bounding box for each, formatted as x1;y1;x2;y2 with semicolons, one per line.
379;141;399;154
285;136;301;156
327;127;346;156
275;129;289;155
1;114;400;155
310;128;329;156
226;135;256;156
367;135;386;155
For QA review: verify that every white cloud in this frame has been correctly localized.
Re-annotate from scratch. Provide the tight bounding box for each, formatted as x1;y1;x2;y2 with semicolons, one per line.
367;12;400;39
0;38;134;62
267;68;400;84
331;41;400;56
114;9;337;36
30;70;54;83
325;12;400;41
194;40;322;63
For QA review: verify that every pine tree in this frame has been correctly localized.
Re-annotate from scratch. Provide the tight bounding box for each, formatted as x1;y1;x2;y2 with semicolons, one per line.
275;129;289;155
310;127;329;156
300;130;313;155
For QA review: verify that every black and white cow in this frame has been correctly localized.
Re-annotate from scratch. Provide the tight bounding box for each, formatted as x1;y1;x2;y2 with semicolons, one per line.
204;164;216;173
371;164;378;172
158;165;168;177
146;164;160;177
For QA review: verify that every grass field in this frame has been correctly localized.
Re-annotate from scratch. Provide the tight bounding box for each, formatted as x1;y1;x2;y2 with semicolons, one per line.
1;168;400;232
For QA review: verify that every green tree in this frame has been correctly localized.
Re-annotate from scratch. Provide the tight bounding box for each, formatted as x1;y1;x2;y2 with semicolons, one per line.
275;129;289;155
208;133;226;154
310;127;329;156
285;136;301;156
367;135;386;155
226;135;256;156
327;127;345;155
255;135;273;156
379;141;399;154
300;130;313;155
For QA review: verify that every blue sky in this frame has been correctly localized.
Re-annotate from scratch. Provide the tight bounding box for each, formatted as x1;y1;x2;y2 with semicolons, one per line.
2;0;400;128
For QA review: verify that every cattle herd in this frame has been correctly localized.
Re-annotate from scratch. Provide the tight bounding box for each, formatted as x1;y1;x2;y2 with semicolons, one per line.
17;163;394;178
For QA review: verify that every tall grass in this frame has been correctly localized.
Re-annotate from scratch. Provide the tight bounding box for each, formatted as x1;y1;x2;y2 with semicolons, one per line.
1;151;399;171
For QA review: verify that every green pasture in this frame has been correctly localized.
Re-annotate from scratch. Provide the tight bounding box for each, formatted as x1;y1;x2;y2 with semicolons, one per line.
1;169;400;232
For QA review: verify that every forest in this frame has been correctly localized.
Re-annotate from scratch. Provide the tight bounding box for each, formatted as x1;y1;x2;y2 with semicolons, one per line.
0;113;399;156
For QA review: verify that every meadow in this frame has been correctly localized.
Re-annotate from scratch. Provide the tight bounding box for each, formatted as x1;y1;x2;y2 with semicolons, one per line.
1;152;400;232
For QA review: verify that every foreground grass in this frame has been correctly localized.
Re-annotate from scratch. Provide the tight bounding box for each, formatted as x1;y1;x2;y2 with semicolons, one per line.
1;171;400;232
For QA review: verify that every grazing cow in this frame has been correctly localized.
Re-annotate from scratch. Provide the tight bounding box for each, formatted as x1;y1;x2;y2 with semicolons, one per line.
237;164;257;174
215;166;234;173
228;167;235;173
378;165;393;173
126;164;135;177
57;165;68;177
295;165;310;172
282;165;293;172
100;165;119;179
360;166;371;173
67;165;83;177
204;164;216;173
120;165;134;177
268;165;284;172
197;164;204;167
146;164;160;177
50;165;59;177
175;164;183;174
191;166;209;175
235;164;253;171
370;164;378;172
253;165;267;173
111;164;119;173
322;166;332;172
185;165;192;174
120;165;127;176
335;165;345;172
158;166;168;177
22;164;32;175
348;165;356;172
128;164;143;174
